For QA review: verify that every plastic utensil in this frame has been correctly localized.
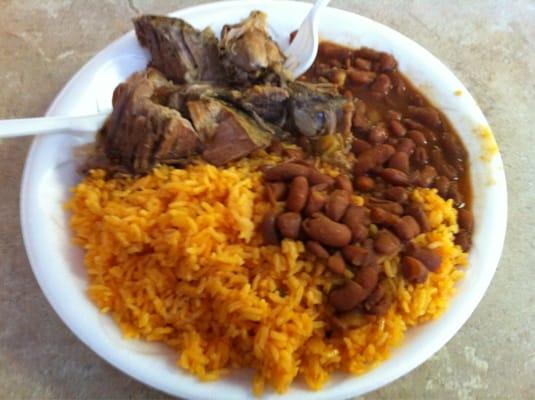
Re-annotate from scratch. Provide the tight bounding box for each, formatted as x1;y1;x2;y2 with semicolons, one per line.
283;0;331;78
0;112;108;139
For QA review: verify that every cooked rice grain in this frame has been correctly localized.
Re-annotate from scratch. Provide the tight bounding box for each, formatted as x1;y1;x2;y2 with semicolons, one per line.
67;161;467;394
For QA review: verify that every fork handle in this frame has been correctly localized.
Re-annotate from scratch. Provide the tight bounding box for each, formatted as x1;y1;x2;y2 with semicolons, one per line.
0;113;108;139
309;0;331;19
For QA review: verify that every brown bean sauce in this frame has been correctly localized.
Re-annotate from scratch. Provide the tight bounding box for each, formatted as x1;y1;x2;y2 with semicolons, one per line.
261;42;474;317
302;42;472;209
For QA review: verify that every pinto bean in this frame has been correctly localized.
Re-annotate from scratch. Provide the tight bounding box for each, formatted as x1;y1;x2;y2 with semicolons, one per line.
450;158;465;175
336;107;352;135
276;212;302;239
347;69;377;84
363;284;390;315
354;57;372;70
429;149;459;180
286;176;309;212
413;146;429;167
440;132;466;160
433;175;450;197
421;127;438;144
264;163;310;181
266;182;287;203
352;138;372;155
355;144;397;175
419;165;438;188
343;205;371;226
411;94;426;106
329;280;368;311
396;138;415;155
403;118;425;130
325;190;351;221
370;207;400;225
406;203;431;232
455;230;472;251
392;74;407;96
355;175;375;192
367;296;390;315
335;175;353;192
343;206;370;241
357;47;382;60
368;125;389;144
303;213;352;247
353;157;376;176
371;144;397;164
424;129;440;144
371;73;392;95
362;238;380;266
308;169;335;186
374;230;401;255
408;170;421;186
380;168;409;186
387;152;410;173
352;113;371;132
384;186;408;203
379;53;397;71
342;245;369;267
407;106;441;129
458;208;474;233
401;256;429;283
327;252;347;275
407;130;427;146
366;198;404;215
318;42;349;59
304;190;327;217
348;221;369;242
448;182;463;205
354;265;379;294
261;211;279;245
409;247;442;272
306;241;330;259
393;216;421;240
389;120;407;137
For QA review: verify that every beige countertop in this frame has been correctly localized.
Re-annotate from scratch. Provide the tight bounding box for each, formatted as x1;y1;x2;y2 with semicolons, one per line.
1;1;533;399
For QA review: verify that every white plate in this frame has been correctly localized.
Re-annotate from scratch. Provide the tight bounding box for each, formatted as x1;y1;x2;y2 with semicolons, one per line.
20;1;507;399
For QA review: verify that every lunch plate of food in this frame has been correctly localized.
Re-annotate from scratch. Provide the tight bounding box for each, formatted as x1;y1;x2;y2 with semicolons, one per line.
20;1;507;398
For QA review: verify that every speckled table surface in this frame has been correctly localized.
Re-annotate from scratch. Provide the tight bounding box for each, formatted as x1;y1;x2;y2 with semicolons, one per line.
1;1;533;399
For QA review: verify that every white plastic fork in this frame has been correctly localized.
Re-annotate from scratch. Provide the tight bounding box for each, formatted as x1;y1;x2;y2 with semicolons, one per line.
283;0;331;79
0;112;108;139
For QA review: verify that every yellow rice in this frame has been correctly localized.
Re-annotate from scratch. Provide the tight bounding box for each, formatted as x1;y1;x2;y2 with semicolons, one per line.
66;156;467;394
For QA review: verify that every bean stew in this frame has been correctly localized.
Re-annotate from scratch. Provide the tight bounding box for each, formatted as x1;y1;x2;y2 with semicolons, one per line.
261;41;473;318
308;42;471;209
